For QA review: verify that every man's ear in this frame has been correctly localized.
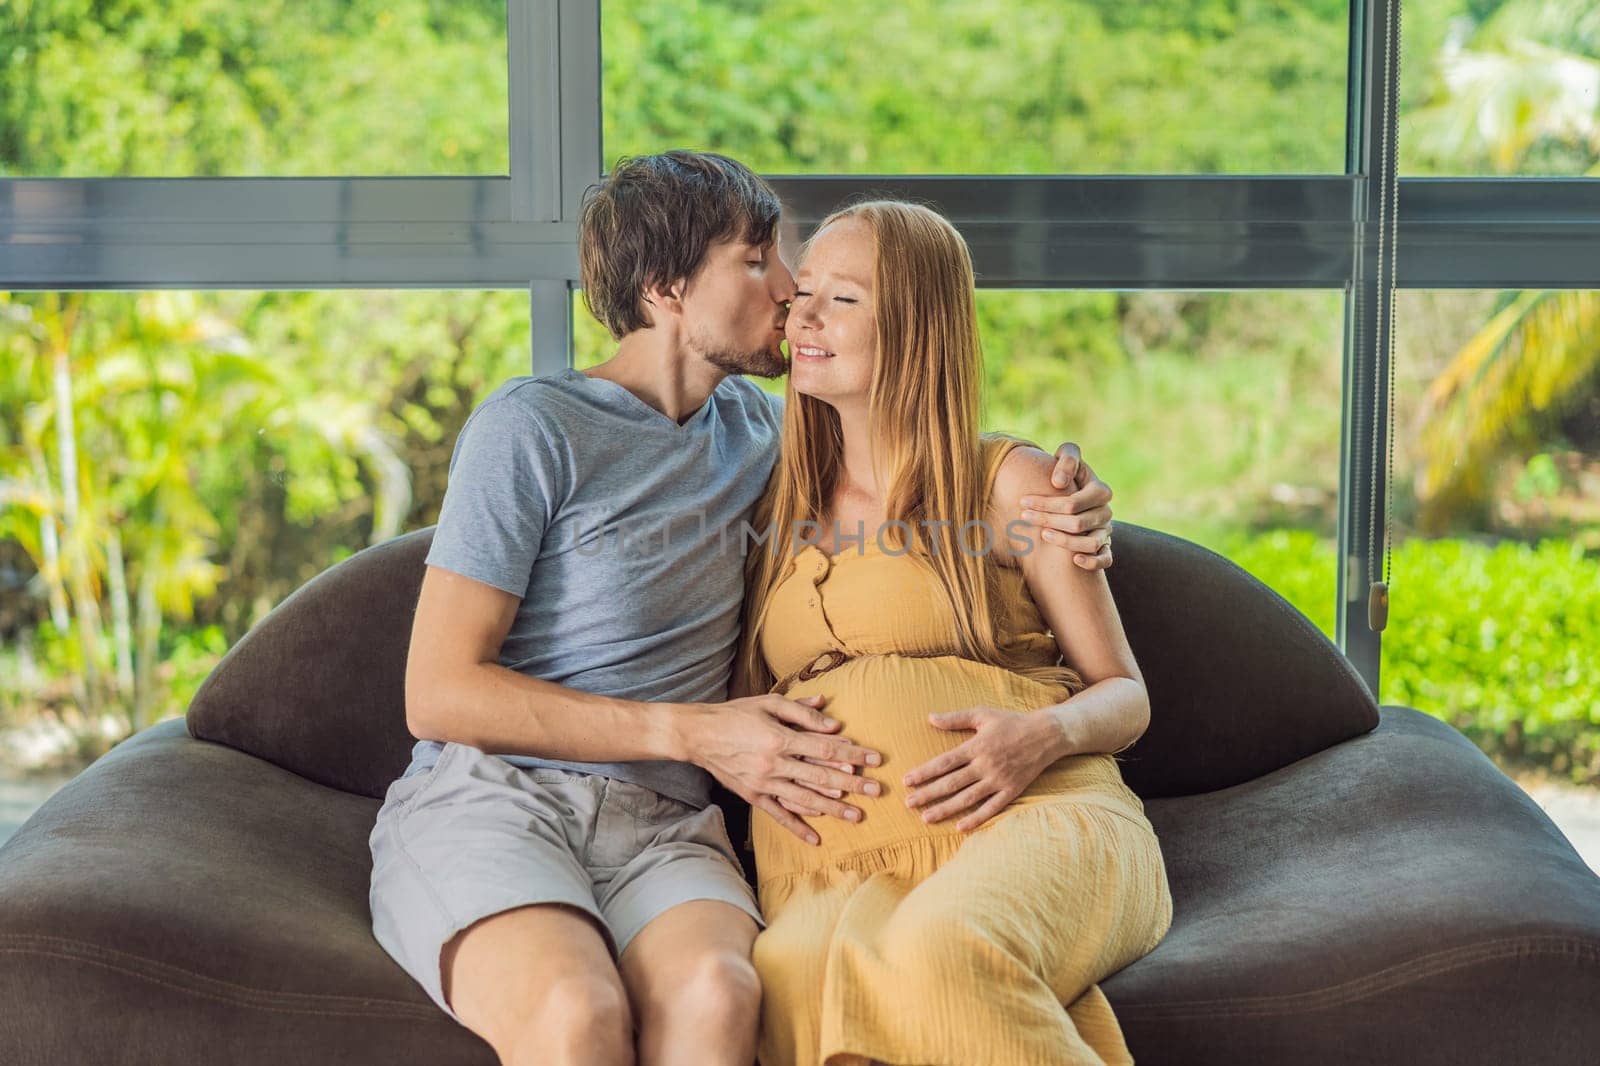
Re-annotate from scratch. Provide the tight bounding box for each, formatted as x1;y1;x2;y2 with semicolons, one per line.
641;275;689;322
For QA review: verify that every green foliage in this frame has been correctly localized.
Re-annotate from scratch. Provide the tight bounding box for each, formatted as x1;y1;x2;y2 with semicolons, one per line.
1378;537;1600;781
14;526;1594;784
1221;530;1600;784
601;0;1348;174
0;285;532;742
1217;528;1338;637
1;0;1597;785
1402;0;1600;175
0;0;508;176
978;290;1347;548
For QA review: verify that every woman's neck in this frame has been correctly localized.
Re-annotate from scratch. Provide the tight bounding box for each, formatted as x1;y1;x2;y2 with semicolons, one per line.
834;406;882;505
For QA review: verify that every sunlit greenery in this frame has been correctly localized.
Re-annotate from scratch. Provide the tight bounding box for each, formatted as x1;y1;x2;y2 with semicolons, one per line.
2;0;1597;779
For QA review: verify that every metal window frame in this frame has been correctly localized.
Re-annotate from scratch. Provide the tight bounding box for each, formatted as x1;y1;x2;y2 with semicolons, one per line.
2;0;1598;696
6;174;1595;290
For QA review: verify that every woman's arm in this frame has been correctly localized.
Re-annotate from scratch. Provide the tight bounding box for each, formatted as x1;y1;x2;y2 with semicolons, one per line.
902;444;1149;831
1025;440;1119;572
998;443;1149;752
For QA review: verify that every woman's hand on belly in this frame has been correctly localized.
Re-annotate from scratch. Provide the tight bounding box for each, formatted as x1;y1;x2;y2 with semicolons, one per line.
901;705;1065;832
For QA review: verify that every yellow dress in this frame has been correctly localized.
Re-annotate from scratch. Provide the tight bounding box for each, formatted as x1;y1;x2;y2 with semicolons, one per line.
751;436;1174;1066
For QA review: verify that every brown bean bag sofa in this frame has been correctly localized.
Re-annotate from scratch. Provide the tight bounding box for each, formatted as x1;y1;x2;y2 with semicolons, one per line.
1;524;1597;1065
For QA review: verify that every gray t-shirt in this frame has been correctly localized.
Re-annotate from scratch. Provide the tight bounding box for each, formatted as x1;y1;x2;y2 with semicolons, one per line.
401;367;784;809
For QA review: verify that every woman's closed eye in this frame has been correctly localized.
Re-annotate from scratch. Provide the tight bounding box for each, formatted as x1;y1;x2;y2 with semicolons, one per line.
793;291;857;304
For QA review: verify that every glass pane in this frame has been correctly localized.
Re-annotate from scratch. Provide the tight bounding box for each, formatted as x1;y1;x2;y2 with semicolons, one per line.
602;1;1352;174
0;288;532;816
1401;1;1600;177
576;286;1345;628
1;3;510;177
1389;289;1600;797
976;290;1344;630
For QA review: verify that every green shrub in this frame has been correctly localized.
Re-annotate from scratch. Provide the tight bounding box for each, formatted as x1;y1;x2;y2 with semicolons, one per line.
1221;530;1600;784
4;530;1595;784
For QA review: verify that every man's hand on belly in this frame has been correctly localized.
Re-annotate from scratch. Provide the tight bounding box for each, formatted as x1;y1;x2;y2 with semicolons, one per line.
774;753;863;818
676;693;886;846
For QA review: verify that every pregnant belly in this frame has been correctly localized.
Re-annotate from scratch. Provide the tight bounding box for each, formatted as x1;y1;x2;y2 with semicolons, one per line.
753;655;1130;875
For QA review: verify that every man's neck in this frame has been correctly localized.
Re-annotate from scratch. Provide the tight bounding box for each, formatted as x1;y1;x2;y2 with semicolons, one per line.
584;334;726;426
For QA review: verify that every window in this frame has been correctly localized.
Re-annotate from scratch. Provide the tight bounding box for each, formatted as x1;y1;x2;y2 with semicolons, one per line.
576;286;1345;629
602;1;1352;174
1400;1;1600;177
0;287;531;776
978;289;1342;633
1385;289;1600;768
1;4;511;177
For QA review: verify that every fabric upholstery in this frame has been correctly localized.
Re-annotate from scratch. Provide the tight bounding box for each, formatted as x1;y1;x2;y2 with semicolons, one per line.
1107;705;1600;1064
4;709;1597;1065
0;717;496;1065
187;528;432;800
186;523;1381;802
3;523;1596;1064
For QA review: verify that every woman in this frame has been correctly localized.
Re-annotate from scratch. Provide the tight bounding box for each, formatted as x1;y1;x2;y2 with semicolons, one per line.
734;200;1174;1066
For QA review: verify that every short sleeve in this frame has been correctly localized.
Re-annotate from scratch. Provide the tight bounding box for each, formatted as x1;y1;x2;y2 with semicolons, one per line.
980;432;1035;495
424;396;559;597
763;388;785;425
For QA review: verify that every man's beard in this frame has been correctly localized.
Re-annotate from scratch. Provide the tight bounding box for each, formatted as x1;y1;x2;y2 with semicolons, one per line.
695;327;788;379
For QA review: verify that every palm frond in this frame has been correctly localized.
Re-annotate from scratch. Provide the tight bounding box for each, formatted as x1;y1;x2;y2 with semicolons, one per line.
1415;290;1600;530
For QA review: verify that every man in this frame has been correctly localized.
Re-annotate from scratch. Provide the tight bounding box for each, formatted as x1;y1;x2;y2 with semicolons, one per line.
368;150;1119;1066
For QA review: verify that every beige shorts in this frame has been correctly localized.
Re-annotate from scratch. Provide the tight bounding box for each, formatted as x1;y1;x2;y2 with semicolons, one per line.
368;740;764;1024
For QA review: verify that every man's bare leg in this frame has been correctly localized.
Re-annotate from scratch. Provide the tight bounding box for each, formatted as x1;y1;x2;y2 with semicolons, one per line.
618;900;761;1066
443;902;634;1066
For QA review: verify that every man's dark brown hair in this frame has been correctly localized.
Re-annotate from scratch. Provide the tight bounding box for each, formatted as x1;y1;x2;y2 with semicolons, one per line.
579;150;783;340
